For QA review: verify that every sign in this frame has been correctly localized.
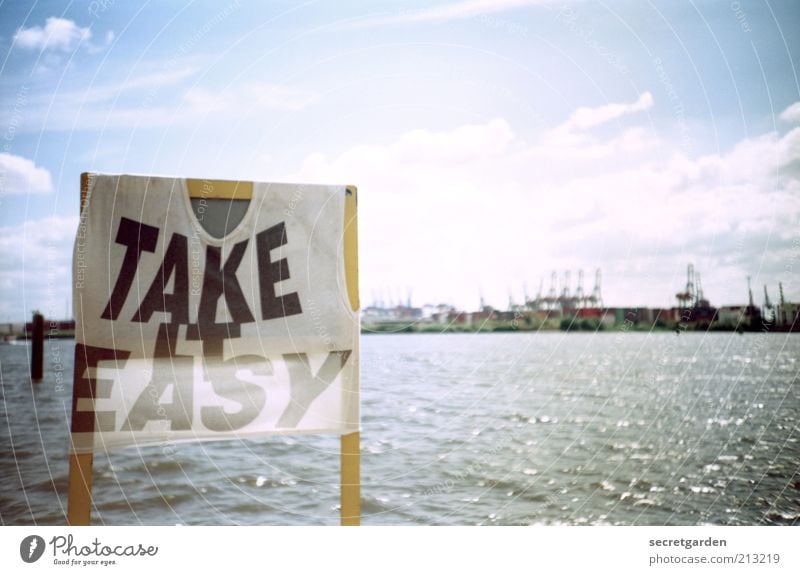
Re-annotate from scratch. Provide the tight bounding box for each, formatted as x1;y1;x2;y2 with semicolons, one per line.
71;174;359;453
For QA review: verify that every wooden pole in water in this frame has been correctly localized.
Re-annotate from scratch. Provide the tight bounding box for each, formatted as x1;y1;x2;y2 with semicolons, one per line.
341;186;360;526
67;173;94;526
31;312;44;380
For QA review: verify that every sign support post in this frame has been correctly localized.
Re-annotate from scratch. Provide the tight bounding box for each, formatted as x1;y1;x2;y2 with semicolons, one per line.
341;186;360;525
67;452;94;525
67;173;94;526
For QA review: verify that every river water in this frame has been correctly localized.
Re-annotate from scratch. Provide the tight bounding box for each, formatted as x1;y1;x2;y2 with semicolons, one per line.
1;332;798;525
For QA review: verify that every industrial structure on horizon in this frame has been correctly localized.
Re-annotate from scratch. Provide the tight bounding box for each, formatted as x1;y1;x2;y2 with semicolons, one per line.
362;264;800;333
2;264;797;339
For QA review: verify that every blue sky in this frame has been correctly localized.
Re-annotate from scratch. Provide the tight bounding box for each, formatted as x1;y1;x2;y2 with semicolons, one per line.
1;0;799;321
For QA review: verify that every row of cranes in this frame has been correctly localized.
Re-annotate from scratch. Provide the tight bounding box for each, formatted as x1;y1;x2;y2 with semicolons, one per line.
515;269;604;311
676;263;794;327
675;262;790;314
755;276;790;324
675;263;711;308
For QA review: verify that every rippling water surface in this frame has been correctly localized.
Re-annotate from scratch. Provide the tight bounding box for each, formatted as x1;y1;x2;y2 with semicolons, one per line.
1;332;798;525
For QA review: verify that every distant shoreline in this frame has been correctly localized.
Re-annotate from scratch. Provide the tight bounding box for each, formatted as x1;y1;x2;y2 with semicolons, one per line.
361;322;797;335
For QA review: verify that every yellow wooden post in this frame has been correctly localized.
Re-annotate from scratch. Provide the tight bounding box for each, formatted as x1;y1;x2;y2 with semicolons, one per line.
67;451;94;525
341;186;360;526
67;173;94;526
341;432;360;525
186;178;253;199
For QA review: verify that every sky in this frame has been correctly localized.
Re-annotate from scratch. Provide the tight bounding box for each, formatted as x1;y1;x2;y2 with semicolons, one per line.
0;0;799;321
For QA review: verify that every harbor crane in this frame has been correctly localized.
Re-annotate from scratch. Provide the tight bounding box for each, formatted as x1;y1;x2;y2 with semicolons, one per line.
676;263;696;308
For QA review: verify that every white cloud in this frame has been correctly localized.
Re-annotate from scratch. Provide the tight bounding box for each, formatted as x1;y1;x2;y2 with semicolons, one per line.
0;153;53;195
350;0;549;28
14;17;91;52
292;97;800;310
779;101;800;124
0;215;77;321
85;30;115;55
554;91;654;135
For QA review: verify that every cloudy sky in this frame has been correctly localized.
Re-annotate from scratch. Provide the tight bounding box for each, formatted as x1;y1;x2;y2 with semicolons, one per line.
1;0;799;321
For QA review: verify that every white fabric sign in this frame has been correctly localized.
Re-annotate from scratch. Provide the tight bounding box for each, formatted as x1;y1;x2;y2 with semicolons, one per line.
71;174;359;453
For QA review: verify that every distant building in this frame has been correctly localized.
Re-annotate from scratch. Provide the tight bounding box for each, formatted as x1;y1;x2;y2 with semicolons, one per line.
361;303;423;325
718;305;746;326
776;302;800;330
